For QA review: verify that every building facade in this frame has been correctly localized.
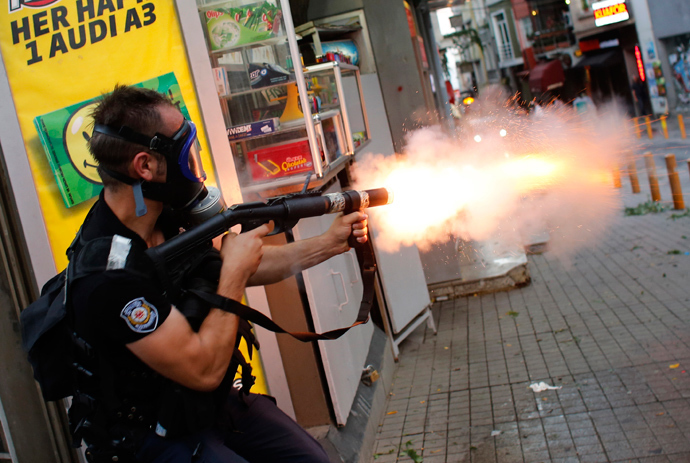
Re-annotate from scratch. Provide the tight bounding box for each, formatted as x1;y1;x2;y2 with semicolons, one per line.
646;0;690;114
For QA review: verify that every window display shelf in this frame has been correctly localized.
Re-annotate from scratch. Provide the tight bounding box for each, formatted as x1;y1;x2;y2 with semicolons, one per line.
210;36;289;55
195;0;370;195
223;79;296;98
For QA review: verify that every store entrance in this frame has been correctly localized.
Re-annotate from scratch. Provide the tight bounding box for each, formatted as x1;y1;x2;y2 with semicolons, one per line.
573;49;635;115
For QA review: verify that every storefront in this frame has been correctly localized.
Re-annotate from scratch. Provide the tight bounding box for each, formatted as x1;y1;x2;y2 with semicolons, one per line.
573;22;641;115
664;33;690;113
0;1;436;461
646;0;690;115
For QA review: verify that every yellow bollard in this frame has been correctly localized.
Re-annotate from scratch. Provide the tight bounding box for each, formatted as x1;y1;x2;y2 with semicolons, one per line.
634;117;642;138
661;115;669;139
665;154;685;210
612;166;622;189
680;114;687;139
645;116;653;139
644;152;661;202
628;158;641;194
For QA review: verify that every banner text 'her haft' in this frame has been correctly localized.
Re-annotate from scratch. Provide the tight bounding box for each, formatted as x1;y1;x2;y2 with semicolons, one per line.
9;0;156;65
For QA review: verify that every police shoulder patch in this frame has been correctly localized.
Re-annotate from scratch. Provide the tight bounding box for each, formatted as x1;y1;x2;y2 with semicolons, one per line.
120;297;159;333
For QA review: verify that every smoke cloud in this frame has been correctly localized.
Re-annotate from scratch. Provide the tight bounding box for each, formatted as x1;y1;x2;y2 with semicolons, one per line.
352;88;634;260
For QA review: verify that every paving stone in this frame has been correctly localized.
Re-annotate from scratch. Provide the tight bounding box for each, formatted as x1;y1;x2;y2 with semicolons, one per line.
369;173;690;462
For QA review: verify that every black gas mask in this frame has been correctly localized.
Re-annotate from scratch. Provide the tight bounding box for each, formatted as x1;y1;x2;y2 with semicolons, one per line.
93;119;225;222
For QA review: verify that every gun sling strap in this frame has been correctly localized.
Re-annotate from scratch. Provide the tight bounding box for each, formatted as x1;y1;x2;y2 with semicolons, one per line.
188;243;377;342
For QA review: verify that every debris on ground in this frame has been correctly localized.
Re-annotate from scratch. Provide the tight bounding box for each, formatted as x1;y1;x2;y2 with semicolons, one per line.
529;382;562;392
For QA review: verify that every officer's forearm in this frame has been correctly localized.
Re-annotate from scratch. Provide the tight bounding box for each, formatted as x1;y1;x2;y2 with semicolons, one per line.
191;309;240;391
248;234;339;286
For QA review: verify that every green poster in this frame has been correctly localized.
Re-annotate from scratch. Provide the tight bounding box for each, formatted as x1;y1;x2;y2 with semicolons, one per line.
33;72;191;208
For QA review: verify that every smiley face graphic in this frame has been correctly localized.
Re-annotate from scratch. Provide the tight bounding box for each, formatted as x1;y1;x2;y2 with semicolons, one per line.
63;103;101;184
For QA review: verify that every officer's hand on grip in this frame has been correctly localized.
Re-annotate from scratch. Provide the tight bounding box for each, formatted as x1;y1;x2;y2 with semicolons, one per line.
327;212;368;253
218;224;270;299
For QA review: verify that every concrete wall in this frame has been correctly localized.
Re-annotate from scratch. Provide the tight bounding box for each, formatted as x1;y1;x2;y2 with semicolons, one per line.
307;0;363;19
647;0;690;40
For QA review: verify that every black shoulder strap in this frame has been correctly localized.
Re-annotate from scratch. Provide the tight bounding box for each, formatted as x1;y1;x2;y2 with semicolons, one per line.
188;242;378;342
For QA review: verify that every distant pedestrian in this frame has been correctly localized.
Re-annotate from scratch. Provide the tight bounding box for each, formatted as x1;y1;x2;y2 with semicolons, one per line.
631;76;648;117
573;92;595;116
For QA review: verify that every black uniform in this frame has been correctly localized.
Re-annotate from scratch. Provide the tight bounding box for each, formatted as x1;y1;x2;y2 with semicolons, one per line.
69;197;329;463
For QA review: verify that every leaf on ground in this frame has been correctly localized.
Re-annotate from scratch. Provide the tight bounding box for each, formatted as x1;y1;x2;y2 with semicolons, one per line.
374;448;396;459
387;410;398;415
507;311;519;318
669;209;690;220
624;201;668;216
668;250;682;255
401;441;423;463
670;363;680;369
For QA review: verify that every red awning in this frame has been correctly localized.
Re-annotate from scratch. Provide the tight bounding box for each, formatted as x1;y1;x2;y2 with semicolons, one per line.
528;60;565;94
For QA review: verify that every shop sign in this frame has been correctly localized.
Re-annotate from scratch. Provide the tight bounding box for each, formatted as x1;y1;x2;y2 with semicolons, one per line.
592;0;629;27
634;45;645;81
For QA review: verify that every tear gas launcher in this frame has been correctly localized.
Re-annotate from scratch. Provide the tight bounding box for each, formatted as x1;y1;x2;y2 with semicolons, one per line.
145;188;392;272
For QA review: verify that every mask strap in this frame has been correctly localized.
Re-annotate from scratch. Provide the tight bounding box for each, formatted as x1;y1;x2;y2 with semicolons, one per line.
100;166;148;217
132;181;148;217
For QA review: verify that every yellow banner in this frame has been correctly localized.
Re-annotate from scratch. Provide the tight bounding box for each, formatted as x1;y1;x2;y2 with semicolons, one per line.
0;0;215;269
0;0;267;394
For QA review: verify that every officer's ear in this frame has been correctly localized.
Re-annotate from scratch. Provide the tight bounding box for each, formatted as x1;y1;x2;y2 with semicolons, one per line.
131;151;165;182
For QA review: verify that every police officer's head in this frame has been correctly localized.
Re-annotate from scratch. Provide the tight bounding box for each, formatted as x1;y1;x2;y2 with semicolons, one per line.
89;85;174;189
88;85;207;215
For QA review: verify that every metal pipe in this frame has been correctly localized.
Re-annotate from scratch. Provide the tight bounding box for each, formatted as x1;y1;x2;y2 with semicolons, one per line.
634;117;642;139
628;157;641;194
279;0;322;177
332;64;354;155
644;152;661;202
679;114;687;139
645;116;653;139
612;166;622;189
665;154;685;210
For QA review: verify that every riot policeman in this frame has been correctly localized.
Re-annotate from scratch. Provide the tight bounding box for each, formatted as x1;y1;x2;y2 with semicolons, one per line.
68;85;368;462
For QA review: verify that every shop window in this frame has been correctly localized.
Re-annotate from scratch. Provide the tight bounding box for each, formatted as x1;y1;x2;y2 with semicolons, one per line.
492;11;514;61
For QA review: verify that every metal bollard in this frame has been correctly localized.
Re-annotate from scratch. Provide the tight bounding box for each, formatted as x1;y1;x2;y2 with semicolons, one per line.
680;114;687;139
644;152;661;202
628;156;641;194
634;117;642;138
645;116;653;139
612;166;622;189
665;154;685;210
661;115;669;139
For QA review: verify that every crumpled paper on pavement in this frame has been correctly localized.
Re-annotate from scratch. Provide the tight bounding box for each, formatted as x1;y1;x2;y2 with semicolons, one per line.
529;382;562;392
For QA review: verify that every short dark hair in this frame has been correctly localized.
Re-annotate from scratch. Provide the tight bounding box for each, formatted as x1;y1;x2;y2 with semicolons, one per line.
88;85;176;188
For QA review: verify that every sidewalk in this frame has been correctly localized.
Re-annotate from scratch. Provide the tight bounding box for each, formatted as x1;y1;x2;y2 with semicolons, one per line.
370;135;690;462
